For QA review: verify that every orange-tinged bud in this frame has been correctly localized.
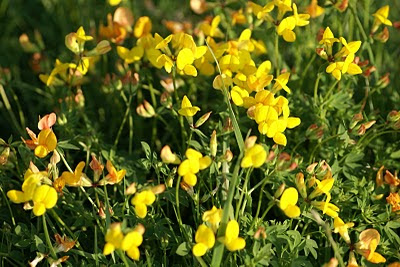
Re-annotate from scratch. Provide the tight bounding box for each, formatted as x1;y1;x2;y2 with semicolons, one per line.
254;226;267;240
245;136;257;149
136;100;155;118
376;166;385;187
295;172;307;199
190;0;207;14
160;145;181;164
223;150;233;162
374;27;390;43
0;147;10;165
274;183;286;199
126;183;137;195
388;110;400;122
151;184;166;195
350;113;363;129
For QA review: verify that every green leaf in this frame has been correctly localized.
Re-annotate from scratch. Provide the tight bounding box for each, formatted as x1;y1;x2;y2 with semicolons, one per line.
176;242;190;256
390;150;400;159
141;141;151;159
58;140;80;150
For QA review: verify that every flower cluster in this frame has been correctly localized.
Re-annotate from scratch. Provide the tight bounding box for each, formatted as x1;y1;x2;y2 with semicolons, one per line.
193;206;245;257
318;27;362;81
249;1;310;42
103;223;145;261
7;166;57;216
178;148;212;186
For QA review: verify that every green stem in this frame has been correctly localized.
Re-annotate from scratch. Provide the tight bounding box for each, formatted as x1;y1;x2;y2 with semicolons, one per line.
172;67;187;153
211;158;242;267
113;93;133;149
205;40;245;153
42;214;57;259
196;256;208;267
259;201;275;222
49;209;83;249
349;4;379;81
235;168;253;220
117;249;130;267
275;33;280;77
313;73;322;105
0;84;24;135
0;185;15;226
322;80;339;103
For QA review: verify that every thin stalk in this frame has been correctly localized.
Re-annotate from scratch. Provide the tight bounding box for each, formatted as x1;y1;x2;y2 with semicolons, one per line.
172;67;187;153
117;250;130;267
196;256;208;267
0;84;24;135
49;209;83;249
313;73;322;105
275;33;280;77
259;201;275;222
235;167;253;220
211;158;242;267
205;40;245;153
0;185;15;226
42;214;57;259
113;93;133;149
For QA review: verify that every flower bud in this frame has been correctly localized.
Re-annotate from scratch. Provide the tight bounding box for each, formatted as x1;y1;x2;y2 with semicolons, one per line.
85;40;112;56
223;149;233;162
190;0;207;14
166;176;174;188
363;66;376;78
357;120;376;136
135;223;146;235
316;48;328;60
50;150;60;165
0;147;10;165
245;136;257;149
372;193;384;201
151;184;166;195
376;73;390;88
374;27;389;43
334;0;348;12
350;113;363;129
274;183;286;199
295;172;307;199
223;117;233;132
160;92;173;108
195;111;212;128
210;130;217;157
136;100;155;118
125;183;137;195
53;177;65;193
306;124;324;140
376;166;385;187
388;110;400;122
160;145;181;164
213;74;232;90
19;33;40;53
254;226;267;240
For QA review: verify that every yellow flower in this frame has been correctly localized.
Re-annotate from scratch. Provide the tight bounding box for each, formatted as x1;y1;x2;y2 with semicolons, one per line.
178;148;211;186
7;175;41;204
34;129;57;158
333;217;354;244
202;206;222;232
272;72;291;93
277;17;296;42
319;27;339;55
355;229;386;264
200;15;224;38
131;190;156;218
309;178;334;200
231;86;250;107
292;3;310;27
221;220;246;252
103;223;124;255
60;161;86;186
386;192;400;212
117;46;144;64
192;224;215;256
306;0;324;18
178;95;200;117
336;37;361;58
279;187;301;218
311;200;339;218
213;74;233;90
372;5;392;28
326;53;362;81
121;229;144;260
31;185;58;216
134;16;152;38
241;144;267;168
108;0;121;6
65;26;93;55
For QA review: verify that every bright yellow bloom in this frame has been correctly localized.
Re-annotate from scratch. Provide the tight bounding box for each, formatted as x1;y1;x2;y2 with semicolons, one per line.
231;86;250;107
65;26;93;55
108;0;121;6
279;187;301;218
326;53;362;81
103;223;124;255
60;161;85;186
134;16;152;38
7;175;41;204
311;200;339;218
121;230;143;260
246;60;274;92
202;206;222;232
372;5;392;28
178;148;211;186
333;217;354;244
241;144;267;168
34;129;57;158
131;190;156;218
355;229;386;264
117;46;144;64
192;224;215;256
319;27;339;55
336;37;361;58
213;74;233;90
200;15;224;38
277;17;296;42
292;3;310;27
309;178;334;200
32;185;58;216
272;72;291;93
178;95;200;117
221;220;246;252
